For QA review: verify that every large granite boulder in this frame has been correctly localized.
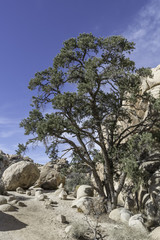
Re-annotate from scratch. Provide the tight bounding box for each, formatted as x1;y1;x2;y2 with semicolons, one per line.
35;162;65;190
2;161;40;190
128;214;147;233
109;208;132;224
0;150;34;177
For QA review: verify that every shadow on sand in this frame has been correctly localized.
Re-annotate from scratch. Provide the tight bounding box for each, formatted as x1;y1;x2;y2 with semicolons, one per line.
0;211;27;231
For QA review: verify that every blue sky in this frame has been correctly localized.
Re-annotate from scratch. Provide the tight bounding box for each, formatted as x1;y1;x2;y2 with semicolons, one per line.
0;0;160;164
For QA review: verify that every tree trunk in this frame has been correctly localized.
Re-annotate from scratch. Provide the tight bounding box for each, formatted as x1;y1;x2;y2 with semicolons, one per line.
92;167;106;198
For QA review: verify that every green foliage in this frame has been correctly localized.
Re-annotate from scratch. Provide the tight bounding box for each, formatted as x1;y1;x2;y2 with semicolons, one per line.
119;133;157;189
66;172;92;192
16;143;27;156
17;32;160;207
66;157;92;192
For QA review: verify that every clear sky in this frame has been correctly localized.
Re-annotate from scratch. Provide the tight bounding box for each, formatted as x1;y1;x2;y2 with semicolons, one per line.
0;0;159;164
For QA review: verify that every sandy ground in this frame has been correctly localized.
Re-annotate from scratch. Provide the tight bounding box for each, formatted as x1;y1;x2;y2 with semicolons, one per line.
0;191;87;240
0;191;150;240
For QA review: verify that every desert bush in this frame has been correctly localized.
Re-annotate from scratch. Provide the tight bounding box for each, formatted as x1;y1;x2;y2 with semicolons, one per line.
66;172;92;192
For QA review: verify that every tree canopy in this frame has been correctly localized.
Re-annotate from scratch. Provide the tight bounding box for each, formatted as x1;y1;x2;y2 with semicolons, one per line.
18;33;160;208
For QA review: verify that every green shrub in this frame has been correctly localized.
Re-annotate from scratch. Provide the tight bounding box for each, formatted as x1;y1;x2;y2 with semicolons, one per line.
66;172;92;192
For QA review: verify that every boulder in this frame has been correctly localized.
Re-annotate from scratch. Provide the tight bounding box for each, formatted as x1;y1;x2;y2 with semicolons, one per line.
35;162;65;190
149;226;160;240
109;208;121;222
2;161;40;190
0;150;34;177
76;185;93;199
109;208;131;222
128;214;147;233
71;197;105;215
120;208;132;223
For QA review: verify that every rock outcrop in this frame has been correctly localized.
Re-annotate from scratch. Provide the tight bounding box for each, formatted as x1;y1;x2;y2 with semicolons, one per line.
97;65;160;227
35;162;65;190
2;161;40;190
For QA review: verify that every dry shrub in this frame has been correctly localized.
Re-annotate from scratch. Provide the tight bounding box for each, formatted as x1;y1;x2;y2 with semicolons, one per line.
66;222;89;240
82;198;108;240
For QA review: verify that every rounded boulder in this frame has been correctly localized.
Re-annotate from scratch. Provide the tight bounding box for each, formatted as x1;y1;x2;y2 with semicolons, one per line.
35;162;65;190
76;185;93;199
2;161;40;190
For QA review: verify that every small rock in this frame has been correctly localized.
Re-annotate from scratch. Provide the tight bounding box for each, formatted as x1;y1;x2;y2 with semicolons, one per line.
30;190;35;196
65;225;72;234
7;196;17;202
9;200;18;205
16;187;25;194
17;201;26;207
59;189;67;200
26;190;31;196
109;208;122;222
58;183;64;189
0;204;16;212
45;199;54;206
35;191;43;197
0;196;7;205
45;204;53;210
56;214;67;223
54;188;64;196
36;194;45;201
